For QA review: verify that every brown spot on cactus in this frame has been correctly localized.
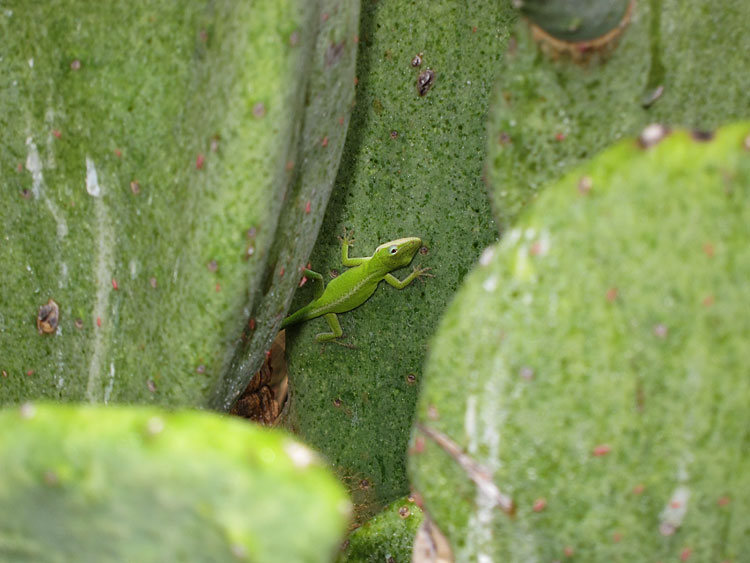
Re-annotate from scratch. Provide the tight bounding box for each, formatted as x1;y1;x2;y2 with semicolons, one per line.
207;259;218;272
398;506;410;518
37;299;59;335
70;59;81;70
252;102;266;118
1;370;7;378
20;188;30;199
325;41;345;67
196;364;206;374
653;324;668;338
43;470;59;486
411;53;423;67
692;130;714;142
130;180;140;195
149;277;157;289
359;479;369;490
333;398;342;408
592;444;611;456
146;380;156;393
406;373;417;384
519;366;534;380
390;130;398;139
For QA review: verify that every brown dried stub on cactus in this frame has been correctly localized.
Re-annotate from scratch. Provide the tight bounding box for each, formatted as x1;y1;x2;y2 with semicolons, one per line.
230;331;288;425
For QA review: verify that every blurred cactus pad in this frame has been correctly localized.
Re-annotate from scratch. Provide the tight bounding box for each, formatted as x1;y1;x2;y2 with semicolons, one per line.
0;403;350;562
490;0;750;229
410;123;750;560
0;0;358;407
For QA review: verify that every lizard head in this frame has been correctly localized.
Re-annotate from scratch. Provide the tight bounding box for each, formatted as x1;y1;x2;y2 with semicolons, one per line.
374;237;422;269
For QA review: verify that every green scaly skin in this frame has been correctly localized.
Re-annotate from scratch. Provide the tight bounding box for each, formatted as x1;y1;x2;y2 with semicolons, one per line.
281;232;431;342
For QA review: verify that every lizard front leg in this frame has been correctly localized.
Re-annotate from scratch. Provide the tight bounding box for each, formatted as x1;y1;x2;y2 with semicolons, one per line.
384;266;433;289
339;228;368;267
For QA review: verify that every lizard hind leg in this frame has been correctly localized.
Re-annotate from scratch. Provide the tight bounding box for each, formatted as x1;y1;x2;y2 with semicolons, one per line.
315;313;344;342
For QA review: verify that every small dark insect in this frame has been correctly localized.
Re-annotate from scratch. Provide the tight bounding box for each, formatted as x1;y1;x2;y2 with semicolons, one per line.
411;52;423;67
37;299;59;334
417;68;435;96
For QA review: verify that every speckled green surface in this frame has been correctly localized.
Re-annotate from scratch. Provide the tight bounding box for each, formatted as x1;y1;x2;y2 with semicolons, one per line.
281;1;516;516
410;123;750;560
0;1;358;408
488;0;750;230
0;403;349;562
337;494;423;562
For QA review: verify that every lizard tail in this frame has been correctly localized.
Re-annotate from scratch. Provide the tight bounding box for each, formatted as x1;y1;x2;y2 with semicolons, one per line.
280;304;314;329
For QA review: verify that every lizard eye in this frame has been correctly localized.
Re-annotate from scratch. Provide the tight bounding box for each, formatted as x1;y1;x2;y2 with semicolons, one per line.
389;245;398;255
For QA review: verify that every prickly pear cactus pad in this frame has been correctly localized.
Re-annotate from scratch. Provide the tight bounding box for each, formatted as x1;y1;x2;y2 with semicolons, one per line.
0;403;350;562
488;0;750;229
337;494;423;562
410;123;750;560
281;0;516;519
0;1;356;407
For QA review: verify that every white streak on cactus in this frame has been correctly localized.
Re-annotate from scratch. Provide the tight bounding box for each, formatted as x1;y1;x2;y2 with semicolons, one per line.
25;137;67;238
86;158;115;403
85;156;101;197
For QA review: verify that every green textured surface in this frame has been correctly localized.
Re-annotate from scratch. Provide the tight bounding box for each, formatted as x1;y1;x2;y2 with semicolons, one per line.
212;0;360;410
337;495;423;563
0;403;350;562
410;124;750;560
281;1;516;516
0;1;315;405
488;0;750;230
517;0;629;42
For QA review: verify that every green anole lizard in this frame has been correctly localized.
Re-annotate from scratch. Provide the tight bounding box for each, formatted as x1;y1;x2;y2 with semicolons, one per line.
281;231;432;342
